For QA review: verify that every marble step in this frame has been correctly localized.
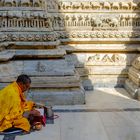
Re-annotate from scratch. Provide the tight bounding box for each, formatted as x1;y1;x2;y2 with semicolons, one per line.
26;88;85;105
15;49;66;58
0;60;75;80
23;60;75;76
30;74;81;88
0;49;66;61
31;82;81;88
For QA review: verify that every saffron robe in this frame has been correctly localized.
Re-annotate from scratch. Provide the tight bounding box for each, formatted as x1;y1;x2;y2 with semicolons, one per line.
0;82;34;132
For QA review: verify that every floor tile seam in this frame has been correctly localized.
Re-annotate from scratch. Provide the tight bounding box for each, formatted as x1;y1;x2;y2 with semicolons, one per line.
98;112;111;140
53;108;140;113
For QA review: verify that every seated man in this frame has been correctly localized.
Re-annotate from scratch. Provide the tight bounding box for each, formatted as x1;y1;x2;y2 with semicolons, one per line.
0;74;41;132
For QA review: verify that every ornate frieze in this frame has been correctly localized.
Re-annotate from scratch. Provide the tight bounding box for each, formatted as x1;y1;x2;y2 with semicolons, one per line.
0;0;46;8
48;1;140;12
0;32;58;42
86;54;126;65
0;11;52;29
57;31;140;39
51;14;140;31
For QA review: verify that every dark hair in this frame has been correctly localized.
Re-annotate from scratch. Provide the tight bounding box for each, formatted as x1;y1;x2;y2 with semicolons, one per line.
16;74;31;84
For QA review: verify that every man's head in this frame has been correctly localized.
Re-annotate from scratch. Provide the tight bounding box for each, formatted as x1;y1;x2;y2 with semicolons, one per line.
16;74;31;92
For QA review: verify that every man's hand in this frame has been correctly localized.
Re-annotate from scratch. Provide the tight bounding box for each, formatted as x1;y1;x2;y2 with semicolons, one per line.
30;109;41;116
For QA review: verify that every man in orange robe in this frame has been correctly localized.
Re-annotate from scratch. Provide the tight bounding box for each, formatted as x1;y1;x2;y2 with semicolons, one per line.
0;74;40;132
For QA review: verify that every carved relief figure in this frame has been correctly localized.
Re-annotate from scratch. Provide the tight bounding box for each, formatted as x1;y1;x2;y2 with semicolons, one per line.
90;2;100;10
102;2;111;10
4;0;15;6
58;1;71;10
33;0;42;7
72;2;81;9
91;17;102;27
107;18;119;27
81;2;91;9
20;0;30;7
120;2;129;10
111;2;120;10
128;2;137;10
36;62;46;72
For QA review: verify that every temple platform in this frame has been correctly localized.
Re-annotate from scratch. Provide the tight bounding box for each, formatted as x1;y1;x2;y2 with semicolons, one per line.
1;88;140;140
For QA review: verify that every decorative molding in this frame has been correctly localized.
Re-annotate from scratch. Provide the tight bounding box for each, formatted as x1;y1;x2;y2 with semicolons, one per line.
57;31;140;39
86;54;126;65
0;33;58;42
51;14;140;31
0;0;46;8
0;12;52;29
48;1;140;12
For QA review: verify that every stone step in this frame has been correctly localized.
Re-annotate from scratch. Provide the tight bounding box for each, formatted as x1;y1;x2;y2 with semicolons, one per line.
23;60;75;76
0;49;66;61
30;73;81;88
31;74;80;83
0;60;75;79
15;49;66;58
26;88;85;105
31;82;81;88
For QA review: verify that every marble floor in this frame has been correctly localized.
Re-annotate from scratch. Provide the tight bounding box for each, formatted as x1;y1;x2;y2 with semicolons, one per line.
1;88;140;140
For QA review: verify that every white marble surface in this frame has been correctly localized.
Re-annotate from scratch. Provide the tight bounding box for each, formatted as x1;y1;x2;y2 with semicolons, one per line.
1;88;140;140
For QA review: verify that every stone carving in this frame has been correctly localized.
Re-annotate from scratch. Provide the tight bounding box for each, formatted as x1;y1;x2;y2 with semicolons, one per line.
125;56;140;99
20;0;31;7
0;0;45;7
120;2;129;10
0;12;52;29
33;0;42;7
36;61;46;72
57;31;140;39
48;1;140;11
106;18;119;27
51;14;140;31
87;54;126;64
0;33;58;42
132;56;140;70
0;0;86;106
102;2;111;10
129;2;138;10
4;0;15;6
111;2;119;10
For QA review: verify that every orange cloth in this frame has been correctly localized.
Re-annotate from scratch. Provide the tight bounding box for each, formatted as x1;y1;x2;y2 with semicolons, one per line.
0;82;34;132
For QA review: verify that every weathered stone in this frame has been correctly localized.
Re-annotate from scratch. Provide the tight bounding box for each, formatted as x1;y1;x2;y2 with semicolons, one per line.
26;88;85;105
125;55;140;99
125;79;139;98
132;56;140;70
0;0;140;104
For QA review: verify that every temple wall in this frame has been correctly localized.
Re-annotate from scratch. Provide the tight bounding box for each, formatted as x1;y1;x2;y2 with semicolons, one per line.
0;0;140;104
47;0;140;88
